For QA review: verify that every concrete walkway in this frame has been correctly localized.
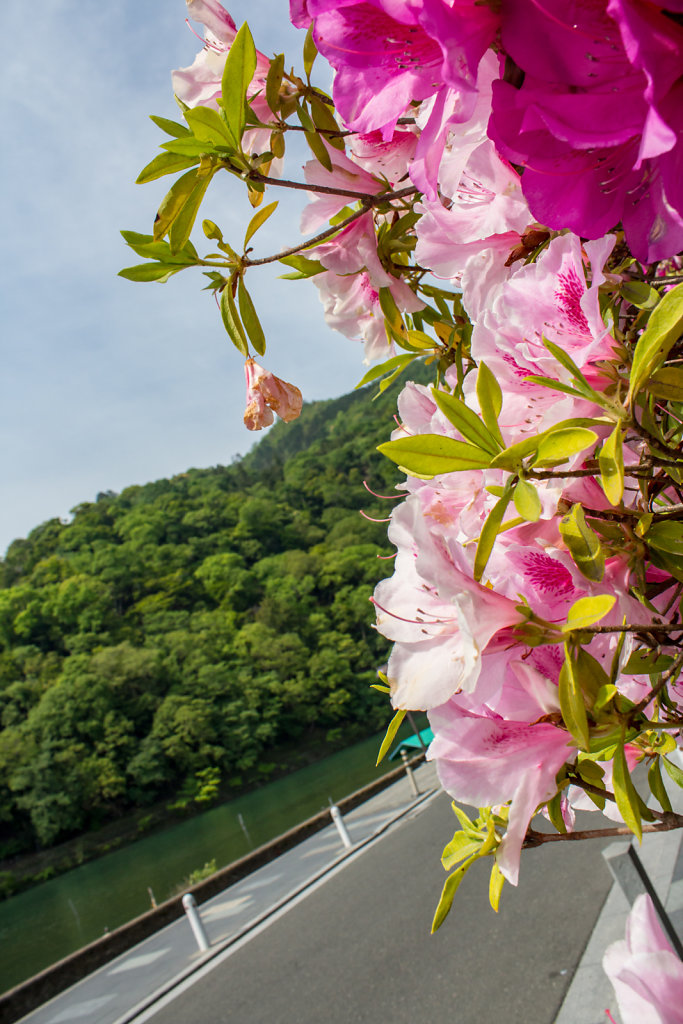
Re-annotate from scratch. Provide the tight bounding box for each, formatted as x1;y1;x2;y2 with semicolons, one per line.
17;763;441;1024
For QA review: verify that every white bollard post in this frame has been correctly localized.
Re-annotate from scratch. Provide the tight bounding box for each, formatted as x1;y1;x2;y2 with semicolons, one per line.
330;803;353;850
182;892;211;952
400;749;420;798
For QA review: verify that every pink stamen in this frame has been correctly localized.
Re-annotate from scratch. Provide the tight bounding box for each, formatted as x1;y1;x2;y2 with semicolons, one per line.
360;510;393;523
377;552;398;560
184;18;223;52
370;596;458;625
605;1012;617;1024
363;480;402;500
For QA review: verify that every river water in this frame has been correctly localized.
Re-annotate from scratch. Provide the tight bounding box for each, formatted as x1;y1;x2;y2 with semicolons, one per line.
0;726;418;993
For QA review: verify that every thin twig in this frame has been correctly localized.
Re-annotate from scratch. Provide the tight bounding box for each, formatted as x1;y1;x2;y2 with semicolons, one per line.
245;170;418;205
242;205;369;268
630;650;683;719
523;817;683;847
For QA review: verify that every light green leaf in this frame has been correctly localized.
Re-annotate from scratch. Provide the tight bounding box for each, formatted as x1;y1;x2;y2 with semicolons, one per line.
662;756;683;789
476;362;503;448
646;365;683;402
543;337;594;395
149;114;191;138
304;127;333;171
431;862;471;933
376;708;406;766
559;649;590;751
559;504;605;582
153;168;200;241
441;831;483;870
620;280;661;310
118;263;182;283
563;594;616;632
513;479;541;522
474;490;513;582
379;287;407;345
489;861;505;913
278;254;325;277
646;521;683;557
185;106;234;147
599;425;624;506
220;280;249;356
136;151;199;184
613;742;642;842
243;201;279;249
265;53;285;113
431;388;501;455
220;22;257;149
629;282;683;401
309;95;344;150
649;758;673;814
355;354;415;390
533;427;597;467
237;278;266;356
303;24;317;78
168;168;214;253
546;793;567;835
161;137;220;157
378;435;492;478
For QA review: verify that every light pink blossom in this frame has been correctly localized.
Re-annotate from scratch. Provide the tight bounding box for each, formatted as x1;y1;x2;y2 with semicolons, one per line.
603;894;683;1023
243;358;303;431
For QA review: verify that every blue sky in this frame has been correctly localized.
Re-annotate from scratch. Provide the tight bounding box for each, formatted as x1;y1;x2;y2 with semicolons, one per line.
0;1;366;554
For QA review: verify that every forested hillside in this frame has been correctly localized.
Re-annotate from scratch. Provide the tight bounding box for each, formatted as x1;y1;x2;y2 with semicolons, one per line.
0;372;422;861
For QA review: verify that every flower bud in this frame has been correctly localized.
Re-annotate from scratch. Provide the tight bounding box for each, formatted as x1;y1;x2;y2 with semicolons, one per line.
243;358;303;431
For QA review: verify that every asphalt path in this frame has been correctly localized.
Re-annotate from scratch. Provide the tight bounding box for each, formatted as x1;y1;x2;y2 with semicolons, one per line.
143;793;614;1024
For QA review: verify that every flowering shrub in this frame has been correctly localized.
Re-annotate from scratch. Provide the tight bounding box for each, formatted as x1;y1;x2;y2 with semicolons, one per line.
122;0;683;1010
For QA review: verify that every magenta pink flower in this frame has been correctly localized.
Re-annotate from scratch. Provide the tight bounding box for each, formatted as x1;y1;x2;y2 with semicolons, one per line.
490;0;683;261
243;359;303;431
307;0;498;141
603;894;683;1023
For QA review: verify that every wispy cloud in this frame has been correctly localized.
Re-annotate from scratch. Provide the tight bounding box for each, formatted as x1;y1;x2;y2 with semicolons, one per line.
0;1;365;553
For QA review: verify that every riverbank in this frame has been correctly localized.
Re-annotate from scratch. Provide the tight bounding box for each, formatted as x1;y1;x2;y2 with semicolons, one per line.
0;719;424;902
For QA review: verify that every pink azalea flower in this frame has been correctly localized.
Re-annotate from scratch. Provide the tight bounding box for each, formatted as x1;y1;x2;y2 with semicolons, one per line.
428;660;575;884
373;493;523;709
172;1;276;157
603;894;683;1023
308;0;498;141
490;0;683;261
243;358;303;431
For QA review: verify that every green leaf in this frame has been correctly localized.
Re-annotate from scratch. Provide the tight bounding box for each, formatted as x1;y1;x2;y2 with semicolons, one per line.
244;200;279;249
221;22;257;149
376;708;406;766
304;127;333;171
168;168;214;253
563;594;616;632
278;254;325;277
431;862;471;933
489;861;505;913
546;793;567;834
662;755;683;789
620;280;661;310
533;427;597;467
523;376;591;401
613;742;642;842
237;278;266;356
599;425;624;506
441;831;483;870
309;95;345;151
303;24;317;78
161;137;220;157
136;151;199;184
513;479;541;522
149;114;191;138
379;287;408;345
265;53;285;113
476;362;504;448
559;648;590;751
474;489;513;582
629;282;683;401
623;650;673;675
220;279;249;356
649;758;673;814
120;231;197;264
118;263;182;283
646;365;683;402
355;355;415;390
543;337;594;395
377;435;492;478
431;388;501;455
646;521;683;558
559;503;605;582
185;105;234;146
153;169;200;241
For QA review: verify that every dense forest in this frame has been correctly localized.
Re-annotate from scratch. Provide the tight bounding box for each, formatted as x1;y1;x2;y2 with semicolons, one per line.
0;371;423;867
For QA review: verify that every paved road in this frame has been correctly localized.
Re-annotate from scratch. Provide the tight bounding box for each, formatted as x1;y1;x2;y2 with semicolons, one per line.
142;793;615;1024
